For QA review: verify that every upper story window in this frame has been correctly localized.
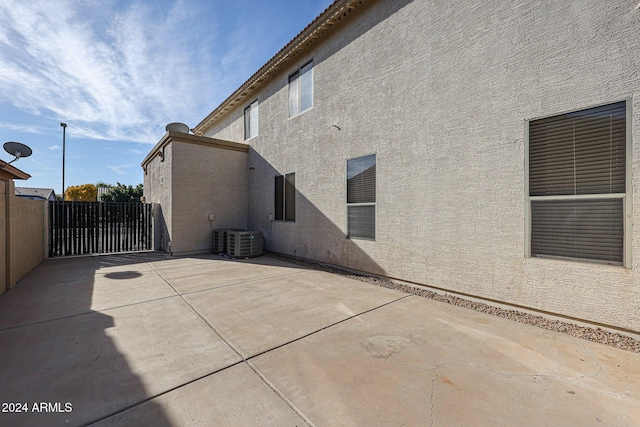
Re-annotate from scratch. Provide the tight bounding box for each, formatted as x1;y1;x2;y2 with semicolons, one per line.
527;100;629;266
347;154;376;240
244;100;258;140
289;60;313;117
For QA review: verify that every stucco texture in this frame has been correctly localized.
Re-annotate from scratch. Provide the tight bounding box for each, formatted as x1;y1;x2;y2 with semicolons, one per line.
143;134;248;256
194;0;640;331
1;179;44;293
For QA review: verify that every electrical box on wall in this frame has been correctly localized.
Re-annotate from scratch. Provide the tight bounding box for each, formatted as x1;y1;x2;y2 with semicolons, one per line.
208;213;215;221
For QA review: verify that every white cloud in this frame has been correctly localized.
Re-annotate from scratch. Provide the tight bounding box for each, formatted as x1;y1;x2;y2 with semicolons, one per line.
107;164;136;175
0;121;46;134
47;145;61;150
0;0;222;144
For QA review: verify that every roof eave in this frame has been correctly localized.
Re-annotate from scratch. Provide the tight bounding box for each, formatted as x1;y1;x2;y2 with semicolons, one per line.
0;161;31;180
193;0;369;135
141;131;249;168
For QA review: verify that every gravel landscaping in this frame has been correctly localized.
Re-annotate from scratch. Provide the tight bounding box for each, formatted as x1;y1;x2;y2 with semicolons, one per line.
268;253;640;354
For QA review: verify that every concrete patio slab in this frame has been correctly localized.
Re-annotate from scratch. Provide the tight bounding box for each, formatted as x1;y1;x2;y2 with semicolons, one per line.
250;296;640;426
0;296;240;427
2;252;640;426
141;253;229;271
16;254;155;287
92;363;306;426
0;271;177;329
184;270;407;358
156;258;302;294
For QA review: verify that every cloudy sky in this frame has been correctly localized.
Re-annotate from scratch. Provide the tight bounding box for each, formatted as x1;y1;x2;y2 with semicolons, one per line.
0;0;331;194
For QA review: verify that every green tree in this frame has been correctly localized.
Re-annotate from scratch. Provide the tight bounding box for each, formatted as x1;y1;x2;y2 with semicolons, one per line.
100;183;143;202
65;183;98;201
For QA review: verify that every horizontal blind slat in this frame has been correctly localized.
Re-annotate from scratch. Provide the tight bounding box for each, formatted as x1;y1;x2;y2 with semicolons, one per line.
531;199;623;263
529;101;626;197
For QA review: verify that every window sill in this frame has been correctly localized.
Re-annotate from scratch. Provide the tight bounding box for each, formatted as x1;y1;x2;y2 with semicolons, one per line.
288;107;313;120
347;236;376;242
526;255;626;269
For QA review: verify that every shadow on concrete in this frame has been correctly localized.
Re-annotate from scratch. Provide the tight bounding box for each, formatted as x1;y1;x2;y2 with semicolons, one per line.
104;271;143;280
0;254;174;427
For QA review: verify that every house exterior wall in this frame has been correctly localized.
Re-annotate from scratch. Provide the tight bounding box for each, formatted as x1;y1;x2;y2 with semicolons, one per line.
200;0;640;332
170;141;248;255
143;134;249;256
144;144;173;252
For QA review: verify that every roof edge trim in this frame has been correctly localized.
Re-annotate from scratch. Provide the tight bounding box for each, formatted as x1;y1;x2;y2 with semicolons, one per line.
141;132;248;168
193;0;369;134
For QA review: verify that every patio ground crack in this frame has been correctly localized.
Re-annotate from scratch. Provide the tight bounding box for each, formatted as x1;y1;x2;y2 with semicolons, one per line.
428;364;444;427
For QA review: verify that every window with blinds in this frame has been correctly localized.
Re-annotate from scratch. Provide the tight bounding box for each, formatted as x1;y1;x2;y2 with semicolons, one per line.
528;101;627;265
275;173;295;222
347;154;376;239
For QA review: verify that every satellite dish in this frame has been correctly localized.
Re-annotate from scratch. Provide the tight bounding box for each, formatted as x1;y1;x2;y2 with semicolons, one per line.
165;122;190;134
3;141;32;165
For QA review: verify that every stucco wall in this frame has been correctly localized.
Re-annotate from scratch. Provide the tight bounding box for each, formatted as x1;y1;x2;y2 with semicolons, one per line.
202;0;640;332
170;141;248;255
0;180;7;293
10;196;44;287
144;144;173;252
1;179;44;293
143;135;248;256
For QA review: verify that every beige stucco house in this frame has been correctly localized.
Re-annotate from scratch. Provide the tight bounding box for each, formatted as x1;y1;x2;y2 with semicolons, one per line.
143;0;640;333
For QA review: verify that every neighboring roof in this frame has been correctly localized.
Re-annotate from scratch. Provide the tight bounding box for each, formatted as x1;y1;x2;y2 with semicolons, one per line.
194;0;371;134
0;160;31;180
15;187;56;200
141;131;249;169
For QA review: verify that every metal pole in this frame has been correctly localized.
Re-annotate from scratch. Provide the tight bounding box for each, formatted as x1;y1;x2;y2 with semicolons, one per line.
60;123;67;200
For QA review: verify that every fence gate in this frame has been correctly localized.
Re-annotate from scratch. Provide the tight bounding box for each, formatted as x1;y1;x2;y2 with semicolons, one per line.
49;202;153;257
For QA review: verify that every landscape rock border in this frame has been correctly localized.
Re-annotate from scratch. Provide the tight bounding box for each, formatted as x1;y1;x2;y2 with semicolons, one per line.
268;253;640;354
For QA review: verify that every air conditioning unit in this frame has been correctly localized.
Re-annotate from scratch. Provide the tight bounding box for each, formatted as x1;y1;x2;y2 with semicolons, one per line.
227;231;263;258
212;229;242;254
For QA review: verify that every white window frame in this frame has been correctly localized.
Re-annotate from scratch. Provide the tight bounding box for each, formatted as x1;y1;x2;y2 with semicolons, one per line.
288;60;313;118
346;154;377;240
524;100;632;267
244;99;258;140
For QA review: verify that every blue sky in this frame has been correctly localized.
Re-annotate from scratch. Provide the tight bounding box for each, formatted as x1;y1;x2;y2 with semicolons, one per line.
0;0;331;195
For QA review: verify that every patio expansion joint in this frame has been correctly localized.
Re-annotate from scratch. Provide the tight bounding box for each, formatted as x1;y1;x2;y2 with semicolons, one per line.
243;293;413;362
119;260;413;425
177;270;311;297
0;294;181;332
82;359;247;426
236;294;413;426
143;259;320;424
245;359;316;427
